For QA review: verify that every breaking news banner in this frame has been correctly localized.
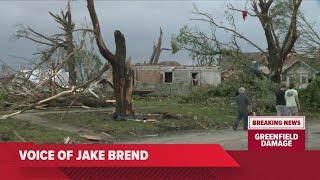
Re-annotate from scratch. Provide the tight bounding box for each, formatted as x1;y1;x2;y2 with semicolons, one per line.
248;116;305;151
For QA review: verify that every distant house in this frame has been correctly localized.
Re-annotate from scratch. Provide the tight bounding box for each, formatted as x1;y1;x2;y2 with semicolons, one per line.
221;52;320;89
133;61;221;95
281;54;320;89
99;61;221;96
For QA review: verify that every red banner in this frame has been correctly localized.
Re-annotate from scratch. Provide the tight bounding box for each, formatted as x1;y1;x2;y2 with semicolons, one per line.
248;116;305;151
0;143;239;167
248;130;305;151
1;143;320;179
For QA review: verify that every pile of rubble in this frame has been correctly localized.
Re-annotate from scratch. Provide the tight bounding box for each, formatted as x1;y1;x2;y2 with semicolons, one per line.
0;68;113;113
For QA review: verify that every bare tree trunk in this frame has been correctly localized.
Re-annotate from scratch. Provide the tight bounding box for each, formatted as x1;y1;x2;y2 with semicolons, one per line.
51;62;57;95
251;0;302;83
112;60;134;118
66;30;76;86
269;54;283;83
66;1;77;86
87;0;134;119
112;32;134;119
149;27;163;64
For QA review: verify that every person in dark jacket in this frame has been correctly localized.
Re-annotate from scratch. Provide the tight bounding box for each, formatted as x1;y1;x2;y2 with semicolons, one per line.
275;83;287;116
232;87;250;131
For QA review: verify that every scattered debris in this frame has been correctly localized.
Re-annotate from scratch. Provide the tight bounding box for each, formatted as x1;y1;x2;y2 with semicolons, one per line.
144;134;159;137
80;134;101;141
81;105;91;109
101;132;112;137
162;112;179;119
13;130;26;142
34;105;48;110
88;89;100;99
36;86;76;105
129;131;137;136
63;137;72;144
197;122;208;130
0;111;22;120
145;119;158;123
0;134;10;141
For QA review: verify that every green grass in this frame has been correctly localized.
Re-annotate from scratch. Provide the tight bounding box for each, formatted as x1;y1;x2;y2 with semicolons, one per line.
42;98;238;141
0;118;82;143
301;111;320;120
134;98;237;122
2;98;319;143
44;112;159;141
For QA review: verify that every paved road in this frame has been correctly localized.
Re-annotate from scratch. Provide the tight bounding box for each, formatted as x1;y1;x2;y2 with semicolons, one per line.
124;120;320;150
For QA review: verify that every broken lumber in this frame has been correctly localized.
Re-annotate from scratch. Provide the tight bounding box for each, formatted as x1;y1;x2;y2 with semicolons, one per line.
13;130;26;142
36;86;76;105
80;134;101;141
0;111;22;120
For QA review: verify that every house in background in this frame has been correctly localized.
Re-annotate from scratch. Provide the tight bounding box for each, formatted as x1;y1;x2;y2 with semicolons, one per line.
220;52;320;89
281;54;320;89
133;61;221;96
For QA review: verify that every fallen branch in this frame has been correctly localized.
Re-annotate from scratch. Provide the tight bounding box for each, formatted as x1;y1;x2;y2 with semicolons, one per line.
36;86;76;105
102;132;112;137
0;87;76;119
13;130;27;142
63;137;72;144
197;122;208;130
0;111;22;120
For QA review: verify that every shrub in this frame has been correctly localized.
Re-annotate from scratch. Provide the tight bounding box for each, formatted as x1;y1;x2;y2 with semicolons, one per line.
0;89;8;103
178;88;210;104
300;77;320;111
179;74;277;113
207;83;238;97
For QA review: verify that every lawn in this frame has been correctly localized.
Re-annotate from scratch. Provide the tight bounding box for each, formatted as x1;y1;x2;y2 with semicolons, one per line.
1;98;318;144
0;118;82;143
40;98;238;142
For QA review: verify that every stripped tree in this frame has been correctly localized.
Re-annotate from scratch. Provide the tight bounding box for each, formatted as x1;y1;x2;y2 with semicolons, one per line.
87;0;134;119
149;27;163;64
49;0;77;85
252;0;302;82
172;0;303;82
16;0;78;86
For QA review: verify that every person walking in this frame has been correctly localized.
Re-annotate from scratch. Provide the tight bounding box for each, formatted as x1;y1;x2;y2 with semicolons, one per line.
285;82;300;116
275;83;288;116
232;87;250;131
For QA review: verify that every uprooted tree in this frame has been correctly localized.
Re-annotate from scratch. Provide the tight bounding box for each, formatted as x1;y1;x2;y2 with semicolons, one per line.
172;0;303;82
0;0;119;119
87;0;134;119
16;0;79;86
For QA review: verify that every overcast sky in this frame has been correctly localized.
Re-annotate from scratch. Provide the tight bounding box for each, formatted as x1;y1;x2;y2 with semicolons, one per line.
1;0;320;70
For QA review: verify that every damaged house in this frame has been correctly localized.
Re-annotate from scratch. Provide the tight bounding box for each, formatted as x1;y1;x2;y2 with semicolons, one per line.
133;61;221;96
221;52;320;89
281;54;320;89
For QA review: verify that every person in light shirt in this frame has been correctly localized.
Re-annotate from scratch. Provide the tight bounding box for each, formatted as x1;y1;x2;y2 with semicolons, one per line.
285;82;300;116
